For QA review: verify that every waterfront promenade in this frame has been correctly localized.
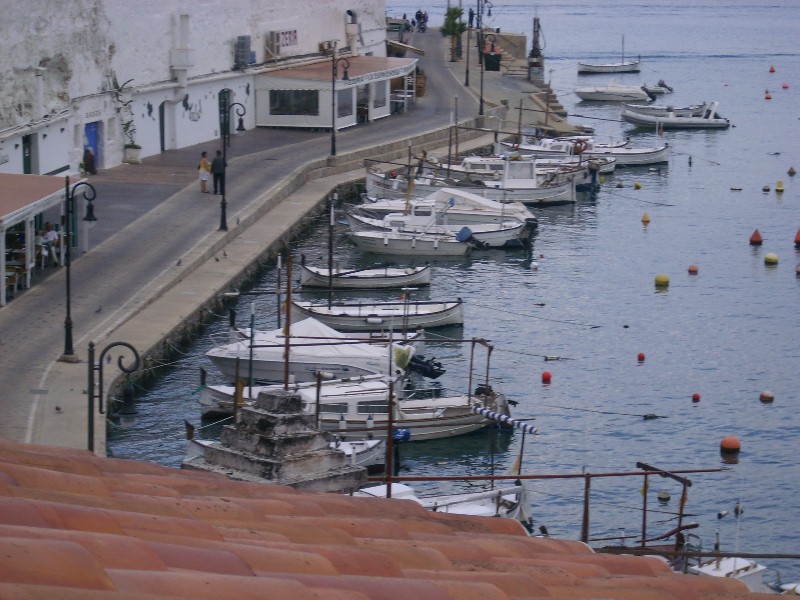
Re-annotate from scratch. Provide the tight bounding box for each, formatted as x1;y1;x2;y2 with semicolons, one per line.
0;28;559;453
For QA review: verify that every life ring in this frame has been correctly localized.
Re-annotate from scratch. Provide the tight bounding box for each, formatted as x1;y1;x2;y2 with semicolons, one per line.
574;140;588;155
389;170;398;178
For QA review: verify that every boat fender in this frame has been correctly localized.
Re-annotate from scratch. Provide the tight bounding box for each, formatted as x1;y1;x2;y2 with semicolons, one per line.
456;227;474;242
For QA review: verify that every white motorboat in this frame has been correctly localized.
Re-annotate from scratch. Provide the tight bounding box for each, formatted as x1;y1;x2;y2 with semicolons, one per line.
197;375;510;441
642;79;674;95
205;317;419;383
575;84;650;102
503;137;670;167
358;187;538;230
621;101;731;129
578;35;641;74
350;228;473;257
365;162;576;206
347;201;530;249
291;298;465;332
299;263;432;289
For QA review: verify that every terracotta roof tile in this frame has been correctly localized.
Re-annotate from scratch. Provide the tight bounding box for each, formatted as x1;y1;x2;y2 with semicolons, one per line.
0;439;771;599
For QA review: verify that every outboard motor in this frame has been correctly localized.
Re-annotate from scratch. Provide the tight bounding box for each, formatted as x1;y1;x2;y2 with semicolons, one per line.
408;354;446;379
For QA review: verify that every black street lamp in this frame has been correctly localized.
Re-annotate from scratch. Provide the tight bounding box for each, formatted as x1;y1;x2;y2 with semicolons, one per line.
219;101;246;231
86;340;140;452
60;176;98;362
476;0;493;117
331;55;350;156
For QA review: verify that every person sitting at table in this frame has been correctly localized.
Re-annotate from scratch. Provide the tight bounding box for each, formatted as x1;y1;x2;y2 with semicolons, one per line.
41;222;60;266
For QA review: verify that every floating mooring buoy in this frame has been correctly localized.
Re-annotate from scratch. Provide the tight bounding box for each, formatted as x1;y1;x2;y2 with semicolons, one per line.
795;229;800;247
634;181;642;190
720;435;741;454
641;212;651;224
782;82;789;89
637;352;646;362
688;264;699;275
765;90;772;100
541;371;551;383
776;180;784;193
749;229;763;245
654;274;669;287
657;491;671;502
692;393;701;403
764;252;779;265
789;166;797;176
770;65;776;73
759;391;775;403
762;184;771;192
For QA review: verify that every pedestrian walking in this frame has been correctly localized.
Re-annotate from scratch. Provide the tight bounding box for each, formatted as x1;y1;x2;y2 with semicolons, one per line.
468;7;475;28
198;151;211;193
210;150;226;195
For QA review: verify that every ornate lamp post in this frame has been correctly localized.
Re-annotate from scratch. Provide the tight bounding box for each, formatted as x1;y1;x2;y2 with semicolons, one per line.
86;341;140;452
60;176;98;362
219;101;246;231
330;52;350;156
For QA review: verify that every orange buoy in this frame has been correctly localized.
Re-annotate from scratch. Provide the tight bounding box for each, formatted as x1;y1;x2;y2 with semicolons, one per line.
541;371;551;383
783;82;790;89
770;65;776;73
641;212;651;224
759;391;775;403
749;229;763;245
794;229;800;247
720;435;741;454
688;264;699;275
692;393;701;403
637;352;645;362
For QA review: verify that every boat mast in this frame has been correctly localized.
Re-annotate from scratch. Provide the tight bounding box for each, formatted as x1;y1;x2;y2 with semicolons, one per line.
621;35;625;64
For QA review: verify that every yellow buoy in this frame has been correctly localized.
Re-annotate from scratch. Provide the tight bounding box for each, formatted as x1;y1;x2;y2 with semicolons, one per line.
654;274;670;287
634;181;642;190
776;180;784;193
764;252;779;265
641;212;651;224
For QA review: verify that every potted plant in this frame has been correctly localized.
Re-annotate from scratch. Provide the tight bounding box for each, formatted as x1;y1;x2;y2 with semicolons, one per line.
110;72;141;163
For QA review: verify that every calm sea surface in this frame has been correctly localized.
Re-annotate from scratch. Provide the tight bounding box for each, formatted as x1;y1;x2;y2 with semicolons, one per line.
110;0;800;579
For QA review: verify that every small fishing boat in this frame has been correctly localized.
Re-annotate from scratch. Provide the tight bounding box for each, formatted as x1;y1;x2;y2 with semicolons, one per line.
347;202;531;249
299;263;432;289
291;298;465;332
575;84;650;102
504;137;670;167
578;35;641;74
349;228;473;257
197;375;510;441
622;101;708;118
621;100;731;129
355;482;533;527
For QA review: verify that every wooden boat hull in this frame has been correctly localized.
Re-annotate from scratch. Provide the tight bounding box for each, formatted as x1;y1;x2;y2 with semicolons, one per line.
575;86;649;102
349;230;472;256
577;60;641;74
291;299;465;331
299;264;432;289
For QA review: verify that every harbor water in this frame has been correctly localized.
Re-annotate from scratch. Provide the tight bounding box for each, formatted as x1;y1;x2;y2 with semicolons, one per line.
110;0;799;581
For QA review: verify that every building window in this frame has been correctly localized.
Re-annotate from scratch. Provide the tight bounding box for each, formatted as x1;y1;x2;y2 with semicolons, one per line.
337;88;353;119
374;82;387;108
269;89;319;116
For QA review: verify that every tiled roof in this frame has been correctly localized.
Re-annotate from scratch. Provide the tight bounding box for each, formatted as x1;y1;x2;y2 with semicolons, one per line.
0;438;766;598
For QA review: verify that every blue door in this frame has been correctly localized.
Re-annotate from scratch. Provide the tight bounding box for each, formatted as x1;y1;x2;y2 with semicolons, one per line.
84;122;99;164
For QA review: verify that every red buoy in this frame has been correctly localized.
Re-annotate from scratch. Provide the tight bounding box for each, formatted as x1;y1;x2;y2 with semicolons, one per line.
749;229;763;245
759;391;775;403
688;264;699;275
541;371;551;383
769;65;776;73
692;393;701;403
794;228;800;248
637;352;645;362
783;82;790;89
720;435;741;454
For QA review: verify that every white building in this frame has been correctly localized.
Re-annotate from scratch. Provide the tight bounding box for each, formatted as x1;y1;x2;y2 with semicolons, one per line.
0;0;417;175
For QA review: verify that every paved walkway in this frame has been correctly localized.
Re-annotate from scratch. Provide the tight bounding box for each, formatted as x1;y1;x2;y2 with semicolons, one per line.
0;28;570;453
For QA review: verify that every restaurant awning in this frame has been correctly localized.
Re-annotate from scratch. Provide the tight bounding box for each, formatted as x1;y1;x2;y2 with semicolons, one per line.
1;173;67;306
386;40;425;56
265;55;417;87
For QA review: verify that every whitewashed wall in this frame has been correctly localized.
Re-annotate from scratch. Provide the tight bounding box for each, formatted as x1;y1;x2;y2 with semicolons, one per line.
0;0;387;175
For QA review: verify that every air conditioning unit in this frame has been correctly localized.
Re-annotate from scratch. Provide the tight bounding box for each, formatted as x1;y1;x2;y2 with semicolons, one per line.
234;35;251;69
265;31;281;57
